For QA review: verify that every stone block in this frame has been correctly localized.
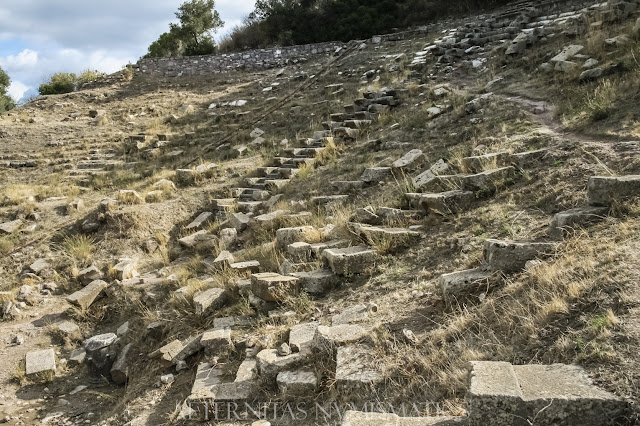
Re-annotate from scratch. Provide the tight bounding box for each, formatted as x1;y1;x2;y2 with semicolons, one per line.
549;206;609;239
250;273;300;302
587;175;640;206
438;269;491;296
291;269;339;295
193;287;227;316
335;345;383;391
323;246;377;275
483;239;557;273
277;369;318;396
66;280;108;310
25;348;56;377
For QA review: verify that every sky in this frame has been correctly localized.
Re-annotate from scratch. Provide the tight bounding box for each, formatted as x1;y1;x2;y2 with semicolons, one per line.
0;0;255;103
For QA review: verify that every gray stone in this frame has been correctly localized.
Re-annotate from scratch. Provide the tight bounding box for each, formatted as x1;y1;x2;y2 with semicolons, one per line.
84;333;117;351
200;327;232;355
412;191;475;215
483;239;557;273
323;246;377;275
392;149;426;172
291;269;339;295
277;369;317;396
341;410;465;425
353;224;421;251
554;60;578;73
276;226;316;250
0;219;22;234
286;242;312;262
55;320;82;341
66;280;108;310
256;349;308;383
335;345;383;391
361;167;392;184
587;175;640;206
112;258;138;280
332;304;371;325
356;206;381;225
289;322;319;353
116;321;129;336
438;269;491;296
550;44;583;62
68;348;86;364
77;266;102;285
579;68;603;81
277;343;292;356
219;228;237;249
313;324;371;352
25;348;56;377
230;260;260;274
509;149;548;169
149;340;184;365
193;287;227;316
230;212;252;231
110;343;133;385
462;167;516;193
235;359;258;382
251;272;300;302
467;361;627;426
29;259;50;274
185;212;213;230
549;206;609;239
212;250;234;269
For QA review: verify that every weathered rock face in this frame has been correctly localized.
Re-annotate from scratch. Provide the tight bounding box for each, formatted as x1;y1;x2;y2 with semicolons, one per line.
587;175;640;206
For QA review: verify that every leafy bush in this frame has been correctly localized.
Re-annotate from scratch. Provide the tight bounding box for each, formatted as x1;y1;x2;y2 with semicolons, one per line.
38;70;105;95
0;66;15;112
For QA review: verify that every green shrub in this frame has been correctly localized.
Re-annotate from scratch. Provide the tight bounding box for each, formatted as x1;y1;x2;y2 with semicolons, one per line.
38;70;105;95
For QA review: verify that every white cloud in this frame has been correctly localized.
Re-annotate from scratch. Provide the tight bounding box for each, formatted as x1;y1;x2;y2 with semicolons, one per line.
7;80;28;101
0;49;38;68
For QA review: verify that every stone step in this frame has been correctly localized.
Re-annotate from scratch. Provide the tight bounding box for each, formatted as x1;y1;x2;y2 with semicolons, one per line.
467;361;627;425
462;166;517;194
587;175;640;206
322;121;344;130
461;151;511;173
343;119;372;129
332;127;360;139
331;181;365;192
438;268;492;296
406;190;475;215
323;245;377;275
264;179;290;190
237;201;262;214
549;205;608;239
350;223;421;251
311;195;350;206
185;212;213;230
290;268;340;295
483;239;557;273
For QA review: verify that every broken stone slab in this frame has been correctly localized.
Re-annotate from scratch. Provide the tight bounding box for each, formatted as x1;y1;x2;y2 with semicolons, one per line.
112;258;138;280
462;166;516;193
361;167;393;184
235;359;258;382
149;340;184;366
412;159;450;190
462;152;511;173
587;175;640;206
412;190;475;215
336;345;384;391
289;322;319;354
414;174;464;193
188;361;226;401
291;269;340;295
323;246;377;275
251;272;300;302
356;206;381;225
550;44;583;62
178;230;209;249
212;250;234;269
256;349;308;383
185;212;213;230
29;259;50;275
172;334;204;363
66;279;108;310
275;226;317;250
25;348;56;377
375;207;422;222
277;369;317;396
201;327;232;355
483;239;557;273
229;212;252;232
230;260;260;274
438;269;491;296
84;333;117;352
467;361;627;426
392;149;426;172
279;259;316;276
77;266;102;285
193;287;227;316
549;206;609;239
310;240;351;257
110;343;134;385
312;324;372;352
253;209;287;227
579;68;603;81
0;219;22;234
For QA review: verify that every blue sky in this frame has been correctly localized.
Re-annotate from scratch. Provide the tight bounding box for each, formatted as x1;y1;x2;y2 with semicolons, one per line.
0;0;254;102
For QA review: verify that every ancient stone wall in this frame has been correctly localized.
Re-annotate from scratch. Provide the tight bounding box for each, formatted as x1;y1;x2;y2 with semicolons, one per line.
135;28;430;77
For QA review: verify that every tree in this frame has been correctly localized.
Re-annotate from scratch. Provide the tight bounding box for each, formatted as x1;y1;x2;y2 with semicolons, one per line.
0;67;15;112
145;0;224;58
